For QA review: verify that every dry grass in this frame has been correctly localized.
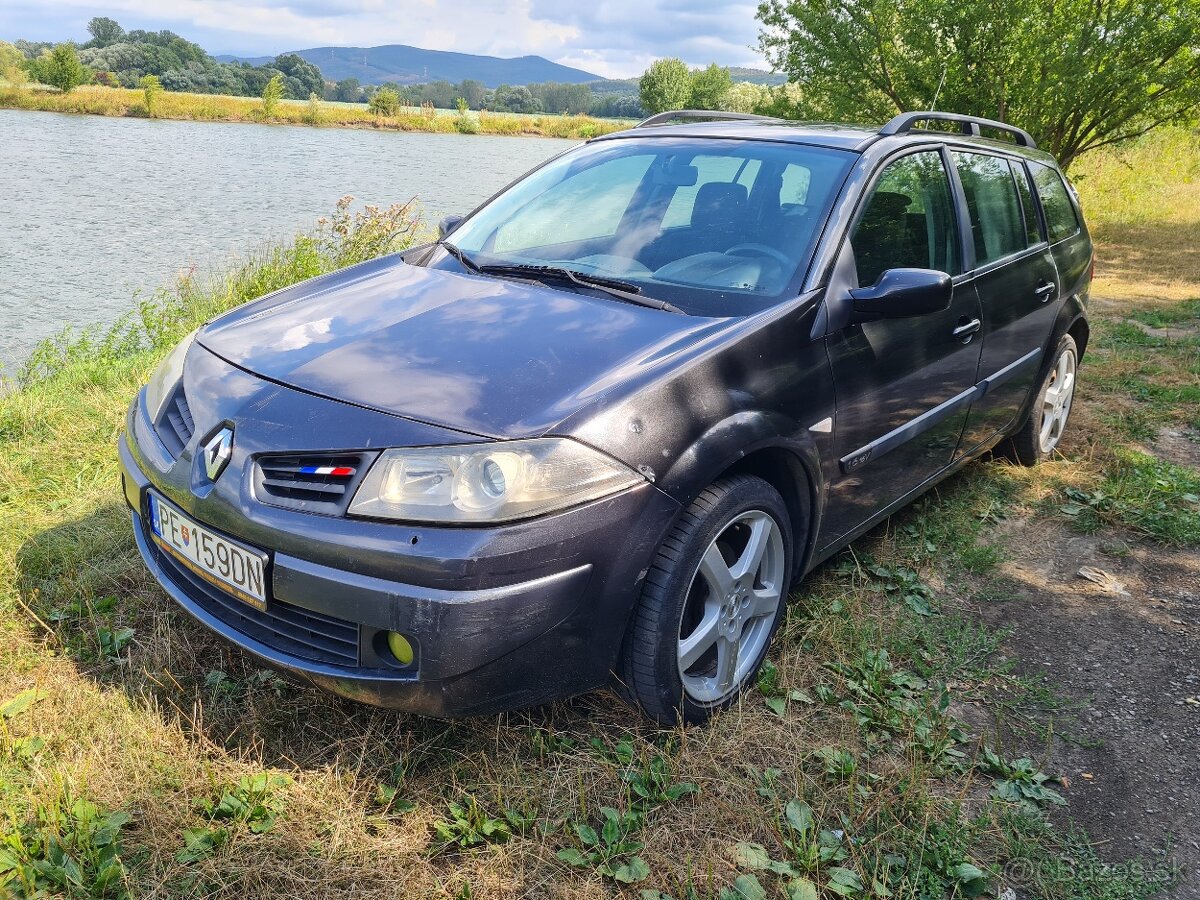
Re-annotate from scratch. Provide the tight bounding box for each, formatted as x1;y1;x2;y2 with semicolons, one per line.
2;128;1197;899
1072;127;1200;305
0;83;627;140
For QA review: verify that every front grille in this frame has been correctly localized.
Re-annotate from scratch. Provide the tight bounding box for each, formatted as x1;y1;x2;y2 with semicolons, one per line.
255;454;369;514
154;388;194;457
149;529;360;668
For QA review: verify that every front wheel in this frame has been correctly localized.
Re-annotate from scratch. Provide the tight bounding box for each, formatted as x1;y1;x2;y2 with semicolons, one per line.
1007;334;1078;466
618;475;793;724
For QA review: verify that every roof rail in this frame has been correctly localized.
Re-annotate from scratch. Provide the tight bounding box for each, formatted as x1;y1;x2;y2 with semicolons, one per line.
879;111;1036;148
634;109;780;129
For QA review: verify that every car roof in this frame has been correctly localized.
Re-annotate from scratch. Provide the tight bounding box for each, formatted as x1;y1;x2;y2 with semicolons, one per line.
595;120;881;152
594;115;1060;166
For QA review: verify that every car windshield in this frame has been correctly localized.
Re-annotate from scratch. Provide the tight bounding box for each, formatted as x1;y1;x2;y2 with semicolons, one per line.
433;137;856;316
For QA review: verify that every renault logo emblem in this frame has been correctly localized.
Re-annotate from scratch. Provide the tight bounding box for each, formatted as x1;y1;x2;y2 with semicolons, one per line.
203;427;233;481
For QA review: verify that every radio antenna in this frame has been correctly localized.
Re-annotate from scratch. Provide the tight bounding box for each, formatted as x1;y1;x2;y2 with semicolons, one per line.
929;65;947;111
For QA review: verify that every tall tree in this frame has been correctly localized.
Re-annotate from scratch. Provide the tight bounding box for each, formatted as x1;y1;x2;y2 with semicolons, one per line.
757;0;1200;167
86;17;125;48
639;57;692;114
689;64;732;111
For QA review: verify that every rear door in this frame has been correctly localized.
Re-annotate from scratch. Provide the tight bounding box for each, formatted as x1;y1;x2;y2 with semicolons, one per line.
1029;161;1093;305
952;151;1061;455
820;148;983;546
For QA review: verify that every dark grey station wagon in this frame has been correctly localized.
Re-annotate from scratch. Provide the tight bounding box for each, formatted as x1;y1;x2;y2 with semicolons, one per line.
120;110;1093;723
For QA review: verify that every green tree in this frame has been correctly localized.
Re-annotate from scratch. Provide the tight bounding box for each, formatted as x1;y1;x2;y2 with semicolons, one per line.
457;78;486;108
329;77;361;103
0;41;25;86
688;63;732;110
639;57;692;114
757;0;1200;167
26;43;91;93
272;53;324;99
368;86;401;116
261;72;285;116
86;17;125;48
140;74;162;115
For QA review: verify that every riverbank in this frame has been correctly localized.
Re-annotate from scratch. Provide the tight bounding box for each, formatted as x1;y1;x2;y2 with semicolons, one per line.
0;83;628;139
0;130;1196;898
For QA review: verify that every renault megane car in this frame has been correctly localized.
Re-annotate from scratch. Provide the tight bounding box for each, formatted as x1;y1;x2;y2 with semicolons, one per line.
119;110;1093;723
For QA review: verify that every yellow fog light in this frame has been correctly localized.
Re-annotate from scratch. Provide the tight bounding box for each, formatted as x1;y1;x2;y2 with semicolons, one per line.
386;631;415;666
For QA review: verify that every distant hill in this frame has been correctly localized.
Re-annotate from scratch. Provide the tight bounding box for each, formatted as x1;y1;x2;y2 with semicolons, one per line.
728;68;788;86
217;44;600;88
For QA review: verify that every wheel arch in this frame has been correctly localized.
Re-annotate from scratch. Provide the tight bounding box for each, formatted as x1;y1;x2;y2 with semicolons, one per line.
1066;314;1090;361
656;414;825;580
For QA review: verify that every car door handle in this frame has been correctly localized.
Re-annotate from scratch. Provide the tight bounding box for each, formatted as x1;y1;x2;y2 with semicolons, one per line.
1034;281;1057;301
952;318;982;341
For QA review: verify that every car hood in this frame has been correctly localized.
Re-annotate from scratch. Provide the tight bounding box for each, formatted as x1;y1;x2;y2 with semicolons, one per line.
197;254;729;439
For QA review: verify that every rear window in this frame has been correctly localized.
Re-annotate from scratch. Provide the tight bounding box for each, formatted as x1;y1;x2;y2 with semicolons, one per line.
662;155;762;229
1029;162;1080;243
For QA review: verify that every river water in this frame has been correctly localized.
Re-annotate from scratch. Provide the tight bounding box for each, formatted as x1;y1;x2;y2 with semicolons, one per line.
0;108;573;371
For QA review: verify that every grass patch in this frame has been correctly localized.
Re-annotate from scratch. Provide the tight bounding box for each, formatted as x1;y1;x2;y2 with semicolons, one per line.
0;83;626;141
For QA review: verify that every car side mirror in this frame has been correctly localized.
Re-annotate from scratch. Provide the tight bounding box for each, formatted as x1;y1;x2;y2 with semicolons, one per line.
438;215;464;239
849;268;952;320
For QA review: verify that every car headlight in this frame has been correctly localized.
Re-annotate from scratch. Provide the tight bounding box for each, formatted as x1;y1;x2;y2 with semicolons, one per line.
347;438;644;524
143;329;198;421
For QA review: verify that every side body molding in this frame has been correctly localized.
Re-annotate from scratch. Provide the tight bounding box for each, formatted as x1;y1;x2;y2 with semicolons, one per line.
839;347;1042;474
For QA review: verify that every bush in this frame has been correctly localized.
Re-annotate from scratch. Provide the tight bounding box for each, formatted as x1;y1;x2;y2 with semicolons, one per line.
260;72;284;117
140;73;161;115
368;86;400;117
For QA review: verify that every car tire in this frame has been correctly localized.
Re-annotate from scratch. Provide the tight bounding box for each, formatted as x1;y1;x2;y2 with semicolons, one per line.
617;474;793;725
1006;333;1079;466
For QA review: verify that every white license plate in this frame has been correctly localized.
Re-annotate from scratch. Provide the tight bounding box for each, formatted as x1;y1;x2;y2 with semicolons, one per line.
148;493;269;611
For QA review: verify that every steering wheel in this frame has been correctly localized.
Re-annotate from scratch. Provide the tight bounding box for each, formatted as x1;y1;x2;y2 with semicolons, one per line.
726;243;793;268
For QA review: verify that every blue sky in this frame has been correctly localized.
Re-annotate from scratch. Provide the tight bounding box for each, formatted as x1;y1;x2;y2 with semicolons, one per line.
0;0;767;78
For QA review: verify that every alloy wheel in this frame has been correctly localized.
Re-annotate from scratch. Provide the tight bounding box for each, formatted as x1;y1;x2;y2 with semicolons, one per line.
1039;347;1077;454
676;509;786;703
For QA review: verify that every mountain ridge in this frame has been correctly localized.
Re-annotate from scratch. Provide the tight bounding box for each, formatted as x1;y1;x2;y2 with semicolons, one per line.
216;44;600;88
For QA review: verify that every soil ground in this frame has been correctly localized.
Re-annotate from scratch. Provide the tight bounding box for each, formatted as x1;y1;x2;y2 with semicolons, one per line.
973;309;1200;897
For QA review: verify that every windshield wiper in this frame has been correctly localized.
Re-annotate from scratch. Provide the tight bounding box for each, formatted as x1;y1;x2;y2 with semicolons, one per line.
438;240;482;273
477;263;684;314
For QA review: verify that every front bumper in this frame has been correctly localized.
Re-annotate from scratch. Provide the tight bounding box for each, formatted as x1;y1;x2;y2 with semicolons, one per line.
119;372;680;717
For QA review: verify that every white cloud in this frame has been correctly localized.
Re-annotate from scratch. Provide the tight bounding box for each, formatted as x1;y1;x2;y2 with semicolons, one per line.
0;0;769;77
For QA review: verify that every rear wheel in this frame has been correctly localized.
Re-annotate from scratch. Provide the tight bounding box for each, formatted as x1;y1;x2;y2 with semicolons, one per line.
1007;334;1078;466
618;475;793;724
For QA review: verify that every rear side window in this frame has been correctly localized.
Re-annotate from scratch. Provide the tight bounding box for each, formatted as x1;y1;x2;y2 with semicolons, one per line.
952;152;1025;266
1011;161;1043;246
852;150;960;287
1029;162;1080;242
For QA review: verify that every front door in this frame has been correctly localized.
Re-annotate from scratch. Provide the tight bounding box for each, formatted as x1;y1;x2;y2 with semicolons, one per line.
819;148;983;548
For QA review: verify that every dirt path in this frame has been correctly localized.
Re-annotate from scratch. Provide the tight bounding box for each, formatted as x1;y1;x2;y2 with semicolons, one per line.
978;514;1199;895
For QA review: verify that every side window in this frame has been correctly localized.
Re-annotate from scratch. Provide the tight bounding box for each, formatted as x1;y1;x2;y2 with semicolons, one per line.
1010;161;1043;246
493;154;653;252
661;155;762;229
952;152;1025;266
1029;162;1080;243
851;151;960;287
